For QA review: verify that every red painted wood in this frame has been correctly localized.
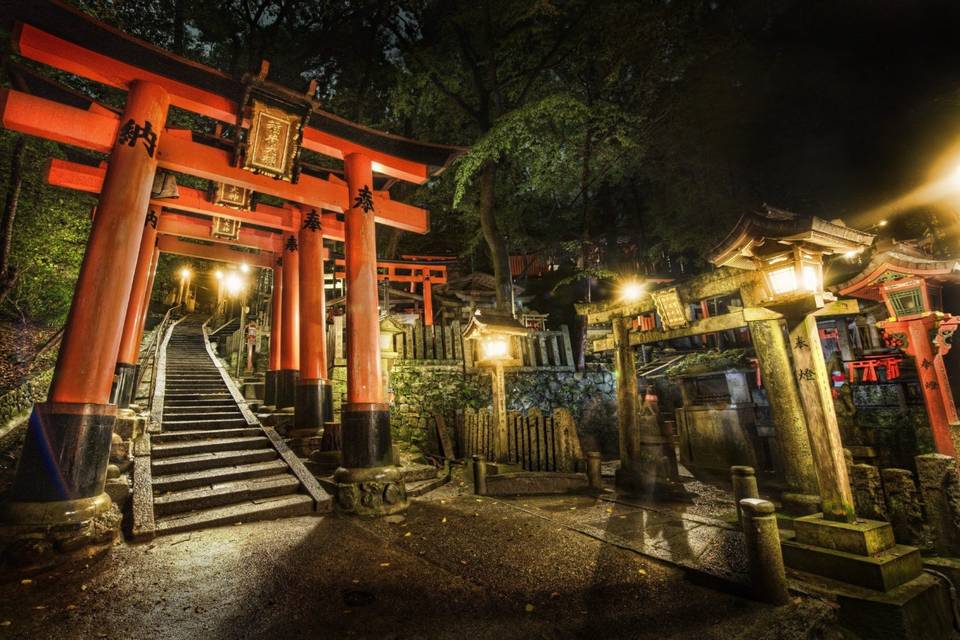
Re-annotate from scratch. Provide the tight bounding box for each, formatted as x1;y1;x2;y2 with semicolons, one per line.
280;231;300;371
117;205;161;365
49;81;170;405
269;264;282;372
344;153;383;404
299;211;328;381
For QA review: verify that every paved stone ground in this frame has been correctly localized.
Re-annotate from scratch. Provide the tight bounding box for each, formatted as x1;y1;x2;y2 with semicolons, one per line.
0;486;837;640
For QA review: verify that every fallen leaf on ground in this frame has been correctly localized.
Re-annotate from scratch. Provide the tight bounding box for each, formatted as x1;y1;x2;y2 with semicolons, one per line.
441;517;447;523
379;563;390;568
20;579;32;585
524;604;535;613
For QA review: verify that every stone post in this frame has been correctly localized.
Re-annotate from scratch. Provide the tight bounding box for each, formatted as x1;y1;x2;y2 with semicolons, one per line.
915;454;960;555
612;317;642;492
740;498;790;605
746;315;820;513
472;454;487;496
880;468;926;545
731;466;760;529
587;452;602;490
849;463;886;522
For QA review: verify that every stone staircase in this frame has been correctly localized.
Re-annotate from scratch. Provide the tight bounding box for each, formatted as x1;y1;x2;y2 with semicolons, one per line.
135;316;328;538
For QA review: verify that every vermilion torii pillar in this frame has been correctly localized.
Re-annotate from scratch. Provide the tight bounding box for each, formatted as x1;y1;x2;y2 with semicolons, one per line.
133;243;161;358
335;153;407;516
264;260;282;408
277;233;300;409
3;81;169;549
113;204;161;408
291;209;331;452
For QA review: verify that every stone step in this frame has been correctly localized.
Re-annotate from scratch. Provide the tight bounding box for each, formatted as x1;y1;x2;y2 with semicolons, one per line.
164;405;241;415
400;464;443;483
152;436;270;458
153;427;263;443
160;411;244;421
406;474;450;498
161;418;249;431
152;448;278;475
153;474;300;516
154;494;314;536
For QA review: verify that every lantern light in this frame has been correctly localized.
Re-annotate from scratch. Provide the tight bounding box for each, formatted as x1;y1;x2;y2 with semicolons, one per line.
480;336;510;362
619;279;646;302
214;269;223;280
224;272;245;297
179;267;191;280
759;247;824;299
240;262;250;274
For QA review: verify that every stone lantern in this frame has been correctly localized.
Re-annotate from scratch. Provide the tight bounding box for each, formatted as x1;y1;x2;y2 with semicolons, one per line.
379;315;405;403
462;311;528;464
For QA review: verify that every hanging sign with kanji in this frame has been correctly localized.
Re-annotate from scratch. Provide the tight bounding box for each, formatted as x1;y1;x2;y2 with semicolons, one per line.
212;216;241;240
242;99;303;181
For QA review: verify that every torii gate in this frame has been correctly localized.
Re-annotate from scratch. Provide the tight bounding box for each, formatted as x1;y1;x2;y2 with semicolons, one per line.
0;0;461;557
836;242;960;456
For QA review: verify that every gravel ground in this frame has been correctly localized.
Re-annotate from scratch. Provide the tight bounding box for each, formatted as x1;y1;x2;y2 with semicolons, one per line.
0;488;836;640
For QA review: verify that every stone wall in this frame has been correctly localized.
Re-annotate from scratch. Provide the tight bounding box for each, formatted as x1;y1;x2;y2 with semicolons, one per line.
0;367;53;430
383;362;618;458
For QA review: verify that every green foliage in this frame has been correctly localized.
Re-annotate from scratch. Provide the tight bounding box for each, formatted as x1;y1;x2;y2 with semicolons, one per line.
664;349;750;378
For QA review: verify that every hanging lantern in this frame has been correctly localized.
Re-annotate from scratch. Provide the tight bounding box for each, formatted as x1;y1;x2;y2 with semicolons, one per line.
759;245;825;299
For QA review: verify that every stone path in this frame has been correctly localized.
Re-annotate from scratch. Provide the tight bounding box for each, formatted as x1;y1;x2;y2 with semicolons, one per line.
0;495;833;640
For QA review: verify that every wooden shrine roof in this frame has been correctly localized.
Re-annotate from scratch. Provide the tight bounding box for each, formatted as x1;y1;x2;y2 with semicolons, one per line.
835;241;960;301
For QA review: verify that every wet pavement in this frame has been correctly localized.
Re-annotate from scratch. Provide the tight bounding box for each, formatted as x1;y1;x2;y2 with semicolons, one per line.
0;483;835;640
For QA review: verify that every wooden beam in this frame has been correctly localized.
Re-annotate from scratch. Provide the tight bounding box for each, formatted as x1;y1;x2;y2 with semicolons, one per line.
3;89;429;233
158;212;282;253
157;236;273;268
14;21;438;184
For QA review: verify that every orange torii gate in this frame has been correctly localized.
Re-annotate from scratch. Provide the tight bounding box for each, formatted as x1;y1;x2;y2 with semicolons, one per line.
331;258;449;325
0;0;461;557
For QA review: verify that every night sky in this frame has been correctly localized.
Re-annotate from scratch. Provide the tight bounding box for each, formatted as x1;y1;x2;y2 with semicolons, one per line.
692;1;960;227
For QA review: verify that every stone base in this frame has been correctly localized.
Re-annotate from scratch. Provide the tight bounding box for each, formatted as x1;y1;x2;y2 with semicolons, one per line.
287;435;324;459
782;539;922;591
780;492;821;516
264;370;278;406
333;465;408;516
113;409;145;441
794;513;896;556
309;449;341;475
0;493;121;574
270;407;296;435
341;403;392;468
835;573;953;640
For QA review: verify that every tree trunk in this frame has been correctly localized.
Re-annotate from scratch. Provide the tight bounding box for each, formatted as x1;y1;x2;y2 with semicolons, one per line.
477;160;512;313
173;0;186;55
0;136;26;304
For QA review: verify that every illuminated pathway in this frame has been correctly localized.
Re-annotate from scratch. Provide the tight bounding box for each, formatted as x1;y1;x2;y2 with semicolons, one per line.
0;482;830;640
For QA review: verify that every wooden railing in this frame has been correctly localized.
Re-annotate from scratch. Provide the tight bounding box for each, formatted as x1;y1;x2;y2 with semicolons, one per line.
330;316;576;372
459;407;584;472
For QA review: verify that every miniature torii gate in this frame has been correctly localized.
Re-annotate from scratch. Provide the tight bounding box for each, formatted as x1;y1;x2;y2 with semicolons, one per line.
0;0;461;559
836;242;960;456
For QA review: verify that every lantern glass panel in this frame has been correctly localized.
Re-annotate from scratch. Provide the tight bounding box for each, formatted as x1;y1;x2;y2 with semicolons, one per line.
768;266;797;295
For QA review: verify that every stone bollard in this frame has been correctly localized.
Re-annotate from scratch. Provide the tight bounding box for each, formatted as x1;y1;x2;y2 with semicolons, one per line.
849;463;886;521
740;498;790;605
587;452;602;490
731;466;759;529
916;454;960;555
881;468;926;545
472;454;487;496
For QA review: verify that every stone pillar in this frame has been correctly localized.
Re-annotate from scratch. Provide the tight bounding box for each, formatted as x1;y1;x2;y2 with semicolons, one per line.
732;465;759;528
612;317;642;492
747;316;820;512
849;463;886;522
335;153;406;516
740;498;790;605
880;468;926;545
491;362;508;463
915;454;960;555
787;312;855;523
1;81;169;566
587;452;603;490
112;204;161;409
264;261;282;407
292;208;331;455
277;234;300;409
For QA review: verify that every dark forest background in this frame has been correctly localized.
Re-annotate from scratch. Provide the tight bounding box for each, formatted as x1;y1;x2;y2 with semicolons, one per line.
2;0;960;330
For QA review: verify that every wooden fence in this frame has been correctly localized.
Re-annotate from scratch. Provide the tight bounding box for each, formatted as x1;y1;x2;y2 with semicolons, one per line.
329;316;576;372
459;407;584;472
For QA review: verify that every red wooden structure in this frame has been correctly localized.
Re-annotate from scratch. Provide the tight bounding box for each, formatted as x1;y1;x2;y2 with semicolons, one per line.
0;0;462;538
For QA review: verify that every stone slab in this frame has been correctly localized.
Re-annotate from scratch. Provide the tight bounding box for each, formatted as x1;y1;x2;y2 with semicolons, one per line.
794;513;895;556
836;573;953;640
131;456;155;541
483;472;589;495
782;539;921;591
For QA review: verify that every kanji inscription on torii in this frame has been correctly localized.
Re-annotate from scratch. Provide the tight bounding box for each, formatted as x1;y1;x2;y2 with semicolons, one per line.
243;99;303;181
